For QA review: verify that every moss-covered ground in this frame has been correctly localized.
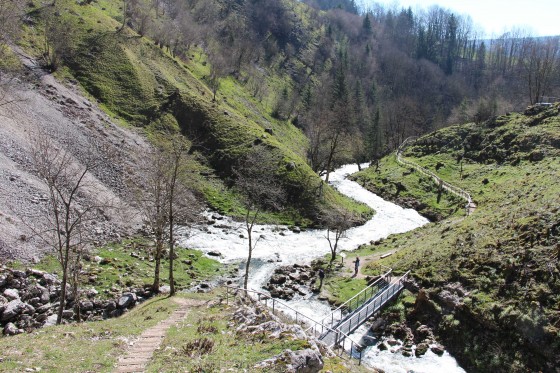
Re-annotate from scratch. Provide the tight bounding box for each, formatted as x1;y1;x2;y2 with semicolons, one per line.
12;238;227;297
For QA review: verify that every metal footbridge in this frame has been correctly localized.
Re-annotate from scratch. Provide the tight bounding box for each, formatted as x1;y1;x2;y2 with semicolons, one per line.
315;270;409;348
225;269;410;363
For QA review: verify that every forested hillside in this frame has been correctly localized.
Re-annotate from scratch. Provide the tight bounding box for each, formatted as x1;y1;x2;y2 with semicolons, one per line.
1;1;560;371
3;0;557;176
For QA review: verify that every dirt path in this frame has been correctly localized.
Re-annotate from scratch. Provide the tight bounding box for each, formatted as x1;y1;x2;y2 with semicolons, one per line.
114;297;203;373
343;254;391;279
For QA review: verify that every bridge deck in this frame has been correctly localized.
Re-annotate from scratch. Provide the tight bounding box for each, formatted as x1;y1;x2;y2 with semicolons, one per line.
319;279;405;347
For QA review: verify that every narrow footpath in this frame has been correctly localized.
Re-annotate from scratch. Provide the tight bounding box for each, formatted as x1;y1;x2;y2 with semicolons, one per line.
115;297;202;373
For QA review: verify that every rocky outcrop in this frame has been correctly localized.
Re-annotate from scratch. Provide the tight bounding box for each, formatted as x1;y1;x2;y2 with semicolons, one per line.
0;265;154;335
263;264;318;300
255;349;324;373
230;296;331;372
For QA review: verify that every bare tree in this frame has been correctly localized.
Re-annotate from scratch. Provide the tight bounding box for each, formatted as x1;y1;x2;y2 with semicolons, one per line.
233;147;286;289
29;130;112;324
0;0;23;106
134;137;200;294
163;137;201;296
135;147;169;293
0;0;22;63
206;43;228;101
520;36;560;105
42;6;75;72
324;208;355;264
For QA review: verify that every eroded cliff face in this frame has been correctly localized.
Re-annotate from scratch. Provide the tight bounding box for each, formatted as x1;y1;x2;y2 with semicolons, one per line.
0;62;149;262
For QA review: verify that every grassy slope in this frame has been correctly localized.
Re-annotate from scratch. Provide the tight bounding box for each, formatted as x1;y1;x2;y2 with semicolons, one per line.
19;0;370;227
0;291;368;373
0;295;180;372
344;104;560;371
11;238;226;295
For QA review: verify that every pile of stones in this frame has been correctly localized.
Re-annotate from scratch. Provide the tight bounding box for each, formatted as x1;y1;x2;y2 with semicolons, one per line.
0;265;153;336
263;264;318;300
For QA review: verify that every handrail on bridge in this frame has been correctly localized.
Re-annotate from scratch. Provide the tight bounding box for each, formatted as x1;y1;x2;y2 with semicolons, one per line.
306;269;392;333
331;271;411;337
224;285;365;364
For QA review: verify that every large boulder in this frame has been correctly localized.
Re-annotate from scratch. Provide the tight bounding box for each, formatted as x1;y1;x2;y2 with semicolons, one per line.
431;344;445;356
80;300;94;312
3;322;21;336
44;314;58;327
117;293;137;309
269;274;288;285
3;289;19;301
415;342;429;357
1;299;26;322
36;303;53;314
41;273;58;286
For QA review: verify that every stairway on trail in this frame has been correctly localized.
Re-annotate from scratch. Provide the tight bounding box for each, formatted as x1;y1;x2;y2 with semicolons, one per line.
115;298;201;373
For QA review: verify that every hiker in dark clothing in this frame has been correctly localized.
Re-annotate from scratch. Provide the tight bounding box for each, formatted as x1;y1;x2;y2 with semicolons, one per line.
317;268;325;290
354;257;360;276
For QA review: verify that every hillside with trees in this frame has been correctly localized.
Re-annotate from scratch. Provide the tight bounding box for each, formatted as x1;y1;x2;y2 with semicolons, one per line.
3;0;556;182
0;0;559;371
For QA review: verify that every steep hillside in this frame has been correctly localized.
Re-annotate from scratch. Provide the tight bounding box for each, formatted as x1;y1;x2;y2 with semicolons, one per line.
0;56;150;261
352;104;560;372
0;0;373;263
27;0;369;224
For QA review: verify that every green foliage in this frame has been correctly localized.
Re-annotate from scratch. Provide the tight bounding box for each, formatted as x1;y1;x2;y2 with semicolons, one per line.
29;238;224;296
16;0;371;226
348;105;560;371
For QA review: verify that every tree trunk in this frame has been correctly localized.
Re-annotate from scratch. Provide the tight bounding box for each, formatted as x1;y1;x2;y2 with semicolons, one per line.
169;197;175;296
153;240;162;293
57;251;69;324
330;249;336;263
243;228;252;290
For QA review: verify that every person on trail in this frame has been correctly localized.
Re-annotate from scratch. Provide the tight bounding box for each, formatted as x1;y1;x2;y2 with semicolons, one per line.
354;257;360;276
317;268;325;291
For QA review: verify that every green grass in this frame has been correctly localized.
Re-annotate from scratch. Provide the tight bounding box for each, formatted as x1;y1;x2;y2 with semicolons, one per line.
148;290;370;372
0;289;368;372
15;0;372;227
148;296;310;371
353;155;464;220
24;238;225;297
0;295;180;372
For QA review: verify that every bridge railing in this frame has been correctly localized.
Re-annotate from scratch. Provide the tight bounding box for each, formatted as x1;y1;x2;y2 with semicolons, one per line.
335;271;410;336
224;285;365;364
308;269;392;333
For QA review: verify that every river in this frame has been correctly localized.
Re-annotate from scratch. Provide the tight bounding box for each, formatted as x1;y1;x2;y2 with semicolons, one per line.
179;163;465;373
